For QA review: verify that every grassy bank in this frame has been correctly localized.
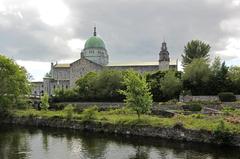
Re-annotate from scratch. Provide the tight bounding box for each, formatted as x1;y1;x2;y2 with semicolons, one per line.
12;107;240;134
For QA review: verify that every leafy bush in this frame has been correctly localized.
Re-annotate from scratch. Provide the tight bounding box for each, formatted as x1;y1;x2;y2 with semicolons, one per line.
81;106;98;121
64;104;74;119
182;103;202;111
218;92;236;102
40;93;49;111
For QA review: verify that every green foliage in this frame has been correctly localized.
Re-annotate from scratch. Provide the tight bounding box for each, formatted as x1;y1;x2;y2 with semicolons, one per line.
190;114;205;119
120;70;153;119
75;70;125;101
12;108;240;134
182;40;210;66
228;66;240;94
160;71;182;99
146;71;166;101
218;92;236;102
183;58;211;95
182;103;202;112
213;120;233;144
64;104;74;119
40;93;49;111
222;106;235;115
81;106;98;121
52;88;77;102
106;107;135;115
146;70;182;101
208;57;230;95
0;55;30;110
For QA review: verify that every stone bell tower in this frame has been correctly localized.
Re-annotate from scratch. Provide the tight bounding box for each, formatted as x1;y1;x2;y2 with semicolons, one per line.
159;41;170;71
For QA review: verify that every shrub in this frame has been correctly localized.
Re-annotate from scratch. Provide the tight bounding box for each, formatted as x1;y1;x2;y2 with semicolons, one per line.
81;106;98;121
40;93;49;111
182;103;202;112
64;104;74;119
218;92;236;102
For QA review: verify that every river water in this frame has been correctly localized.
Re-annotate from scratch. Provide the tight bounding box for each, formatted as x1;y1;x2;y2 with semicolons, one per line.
0;125;240;159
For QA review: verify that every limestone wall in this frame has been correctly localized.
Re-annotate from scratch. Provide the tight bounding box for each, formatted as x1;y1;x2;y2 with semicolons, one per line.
2;117;240;147
108;65;159;73
180;95;240;102
179;95;219;102
70;58;103;87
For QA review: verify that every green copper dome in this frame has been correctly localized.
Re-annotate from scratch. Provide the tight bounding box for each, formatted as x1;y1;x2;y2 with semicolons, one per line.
84;36;106;49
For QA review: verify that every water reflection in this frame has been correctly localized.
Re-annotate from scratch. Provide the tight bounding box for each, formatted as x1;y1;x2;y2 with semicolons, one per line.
128;146;150;159
0;125;240;159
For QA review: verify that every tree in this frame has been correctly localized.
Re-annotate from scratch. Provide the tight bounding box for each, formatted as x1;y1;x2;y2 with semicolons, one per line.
160;71;182;99
75;72;98;100
120;70;153;119
0;55;30;110
208;57;230;94
75;70;125;101
182;40;210;66
183;58;211;95
40;93;49;111
228;66;240;94
146;71;166;102
94;69;125;101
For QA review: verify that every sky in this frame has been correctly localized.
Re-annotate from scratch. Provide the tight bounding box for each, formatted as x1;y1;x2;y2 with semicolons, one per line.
0;0;240;81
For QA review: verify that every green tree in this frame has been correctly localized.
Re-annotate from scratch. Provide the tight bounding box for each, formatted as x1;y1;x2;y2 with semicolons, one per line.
53;88;77;102
208;57;230;94
75;70;125;101
228;66;240;94
183;58;211;95
160;71;182;99
182;40;210;66
120;70;153;119
75;72;98;100
95;69;125;101
0;55;30;110
40;93;49;111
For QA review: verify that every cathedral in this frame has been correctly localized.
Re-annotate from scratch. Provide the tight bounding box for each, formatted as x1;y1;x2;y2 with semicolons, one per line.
32;27;177;96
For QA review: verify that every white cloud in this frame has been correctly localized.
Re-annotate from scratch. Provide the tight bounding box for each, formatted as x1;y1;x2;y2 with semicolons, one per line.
220;18;240;33
215;38;240;60
32;0;70;26
16;60;50;81
67;38;85;52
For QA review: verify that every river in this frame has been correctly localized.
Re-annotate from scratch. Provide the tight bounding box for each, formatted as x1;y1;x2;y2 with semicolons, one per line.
0;125;239;159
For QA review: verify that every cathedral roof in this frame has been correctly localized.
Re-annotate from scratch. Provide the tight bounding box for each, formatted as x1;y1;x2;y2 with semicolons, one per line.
84;27;106;50
54;64;70;68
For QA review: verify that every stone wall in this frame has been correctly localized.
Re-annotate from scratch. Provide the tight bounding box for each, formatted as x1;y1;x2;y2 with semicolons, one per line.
70;58;103;87
1;116;240;147
179;95;240;102
31;82;44;96
179;95;219;102
108;65;159;74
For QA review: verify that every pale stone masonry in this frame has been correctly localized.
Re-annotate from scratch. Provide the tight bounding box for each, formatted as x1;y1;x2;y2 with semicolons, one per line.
31;27;177;96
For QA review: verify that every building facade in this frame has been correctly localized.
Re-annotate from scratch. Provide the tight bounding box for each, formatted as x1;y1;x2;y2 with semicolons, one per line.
32;27;177;96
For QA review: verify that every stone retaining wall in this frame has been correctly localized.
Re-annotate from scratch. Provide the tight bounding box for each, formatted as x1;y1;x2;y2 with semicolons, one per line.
180;95;240;102
1;116;240;147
